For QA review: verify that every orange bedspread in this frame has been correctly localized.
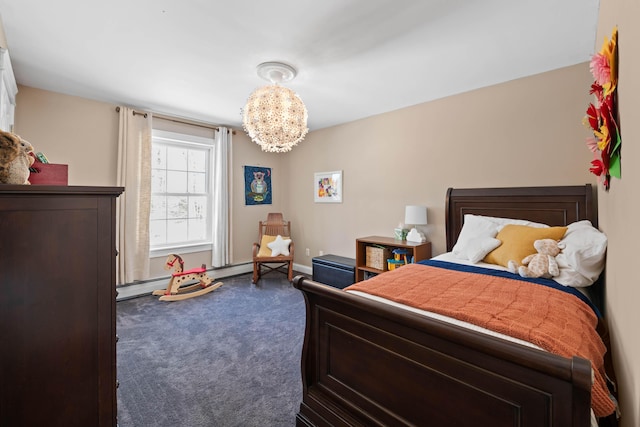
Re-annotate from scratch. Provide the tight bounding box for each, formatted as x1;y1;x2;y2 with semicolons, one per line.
345;263;616;417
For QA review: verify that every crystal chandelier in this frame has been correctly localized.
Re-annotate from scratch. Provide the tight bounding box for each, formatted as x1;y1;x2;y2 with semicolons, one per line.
242;62;308;153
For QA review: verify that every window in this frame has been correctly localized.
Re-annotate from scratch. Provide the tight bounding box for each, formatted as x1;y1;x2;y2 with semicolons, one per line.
150;130;214;254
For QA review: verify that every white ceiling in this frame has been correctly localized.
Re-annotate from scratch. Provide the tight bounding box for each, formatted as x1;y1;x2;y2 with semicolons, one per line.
0;0;600;131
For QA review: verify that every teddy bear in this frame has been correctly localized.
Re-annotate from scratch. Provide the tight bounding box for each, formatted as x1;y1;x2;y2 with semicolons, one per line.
0;130;35;185
507;239;565;279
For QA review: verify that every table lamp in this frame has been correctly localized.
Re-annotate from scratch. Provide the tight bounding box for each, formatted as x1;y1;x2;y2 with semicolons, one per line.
405;205;427;243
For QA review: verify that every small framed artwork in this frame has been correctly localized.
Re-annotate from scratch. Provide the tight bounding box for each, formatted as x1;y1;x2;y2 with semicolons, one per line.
314;170;342;203
244;165;272;205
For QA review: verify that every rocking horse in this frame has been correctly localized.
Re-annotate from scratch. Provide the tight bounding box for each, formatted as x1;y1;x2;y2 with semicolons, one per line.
152;254;222;301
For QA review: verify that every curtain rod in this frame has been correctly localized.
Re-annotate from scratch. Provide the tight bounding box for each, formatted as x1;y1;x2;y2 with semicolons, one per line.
154;113;237;135
115;107;236;134
115;106;147;118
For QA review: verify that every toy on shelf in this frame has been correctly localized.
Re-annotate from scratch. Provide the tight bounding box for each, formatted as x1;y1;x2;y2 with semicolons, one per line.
152;254;222;301
387;248;412;271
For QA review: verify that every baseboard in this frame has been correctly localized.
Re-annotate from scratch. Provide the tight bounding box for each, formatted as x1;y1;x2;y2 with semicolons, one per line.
294;262;312;276
116;262;313;301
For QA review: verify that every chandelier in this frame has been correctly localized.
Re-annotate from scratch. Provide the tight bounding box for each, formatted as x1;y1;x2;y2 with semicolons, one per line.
242;62;308;153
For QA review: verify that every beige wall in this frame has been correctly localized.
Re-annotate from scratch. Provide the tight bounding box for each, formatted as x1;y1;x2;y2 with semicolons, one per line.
230;132;289;264
286;63;595;262
595;1;640;426
13;86;287;278
14;49;637;425
15;64;595;269
15;86;119;186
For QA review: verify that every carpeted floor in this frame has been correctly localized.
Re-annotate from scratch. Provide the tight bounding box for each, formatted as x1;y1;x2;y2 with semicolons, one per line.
116;273;306;427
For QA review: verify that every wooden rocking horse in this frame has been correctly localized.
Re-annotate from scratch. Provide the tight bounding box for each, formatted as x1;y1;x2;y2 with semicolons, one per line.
152;254;222;301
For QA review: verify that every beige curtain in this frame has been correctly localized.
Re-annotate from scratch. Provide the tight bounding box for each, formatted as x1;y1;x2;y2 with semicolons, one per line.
211;127;233;267
116;106;152;285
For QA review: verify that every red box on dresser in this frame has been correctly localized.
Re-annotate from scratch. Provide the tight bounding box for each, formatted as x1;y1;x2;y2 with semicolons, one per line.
29;163;68;185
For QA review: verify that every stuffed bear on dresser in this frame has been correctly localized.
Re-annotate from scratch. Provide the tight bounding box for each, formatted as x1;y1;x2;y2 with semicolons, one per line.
0;130;35;184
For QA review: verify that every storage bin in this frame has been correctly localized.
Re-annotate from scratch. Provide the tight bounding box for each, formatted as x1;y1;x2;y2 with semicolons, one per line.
366;246;390;271
312;254;356;289
29;163;68;185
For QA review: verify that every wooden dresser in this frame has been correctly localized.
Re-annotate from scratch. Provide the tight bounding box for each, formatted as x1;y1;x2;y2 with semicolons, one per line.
0;185;123;426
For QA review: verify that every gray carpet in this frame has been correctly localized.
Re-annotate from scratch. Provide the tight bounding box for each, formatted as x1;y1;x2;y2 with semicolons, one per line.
116;273;306;427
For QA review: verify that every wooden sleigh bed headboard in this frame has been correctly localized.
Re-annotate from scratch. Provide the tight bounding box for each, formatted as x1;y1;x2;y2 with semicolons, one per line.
293;184;615;427
445;184;595;251
445;184;603;314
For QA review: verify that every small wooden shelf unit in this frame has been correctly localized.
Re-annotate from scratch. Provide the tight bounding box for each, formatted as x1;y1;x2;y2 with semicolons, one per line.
355;236;432;282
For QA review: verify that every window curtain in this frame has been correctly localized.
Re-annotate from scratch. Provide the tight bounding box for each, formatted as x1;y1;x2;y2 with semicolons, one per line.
211;127;232;267
116;106;152;285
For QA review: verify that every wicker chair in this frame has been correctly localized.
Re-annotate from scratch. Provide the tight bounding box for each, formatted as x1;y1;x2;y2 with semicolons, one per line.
252;213;294;284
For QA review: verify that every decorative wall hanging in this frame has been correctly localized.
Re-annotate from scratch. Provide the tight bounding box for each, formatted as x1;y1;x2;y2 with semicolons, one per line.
314;170;342;203
244;165;272;205
583;26;620;191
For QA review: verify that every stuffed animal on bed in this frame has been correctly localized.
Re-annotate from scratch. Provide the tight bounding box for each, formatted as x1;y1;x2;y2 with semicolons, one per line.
0;130;35;185
507;239;565;279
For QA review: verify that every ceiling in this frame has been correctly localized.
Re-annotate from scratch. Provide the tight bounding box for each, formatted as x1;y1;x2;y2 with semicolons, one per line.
0;0;600;131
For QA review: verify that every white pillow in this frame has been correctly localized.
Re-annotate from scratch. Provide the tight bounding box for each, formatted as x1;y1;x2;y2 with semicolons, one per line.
460;237;502;263
453;215;502;263
477;214;550;230
267;235;291;256
554;220;607;287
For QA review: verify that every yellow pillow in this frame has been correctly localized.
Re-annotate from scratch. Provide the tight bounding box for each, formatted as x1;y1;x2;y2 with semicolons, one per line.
483;224;567;267
257;235;291;257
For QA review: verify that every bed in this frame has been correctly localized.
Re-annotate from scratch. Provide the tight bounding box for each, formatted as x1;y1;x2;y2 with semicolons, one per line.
292;185;618;427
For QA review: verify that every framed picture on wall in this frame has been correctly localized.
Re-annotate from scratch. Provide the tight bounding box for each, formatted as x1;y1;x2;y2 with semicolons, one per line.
244;165;272;205
314;170;342;203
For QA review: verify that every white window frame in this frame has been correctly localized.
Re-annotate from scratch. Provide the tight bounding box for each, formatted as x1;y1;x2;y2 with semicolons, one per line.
149;129;215;258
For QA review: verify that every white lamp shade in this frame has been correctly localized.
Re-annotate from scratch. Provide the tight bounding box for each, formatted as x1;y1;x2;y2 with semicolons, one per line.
405;205;427;226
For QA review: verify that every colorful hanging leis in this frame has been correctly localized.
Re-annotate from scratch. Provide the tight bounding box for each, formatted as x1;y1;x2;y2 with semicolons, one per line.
583;26;621;190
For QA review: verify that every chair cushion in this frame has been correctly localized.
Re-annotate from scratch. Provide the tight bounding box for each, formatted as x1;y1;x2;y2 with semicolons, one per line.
257;235;291;257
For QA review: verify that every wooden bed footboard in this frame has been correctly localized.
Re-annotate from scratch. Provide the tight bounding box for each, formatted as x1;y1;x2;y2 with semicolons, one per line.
293;276;593;427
